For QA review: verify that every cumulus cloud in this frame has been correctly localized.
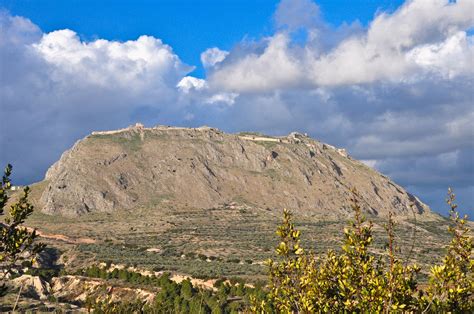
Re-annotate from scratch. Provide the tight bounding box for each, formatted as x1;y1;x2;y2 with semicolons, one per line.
34;29;192;93
176;75;238;105
209;34;305;92
406;31;474;79
177;76;208;93
200;47;228;68
209;0;474;91
310;0;474;85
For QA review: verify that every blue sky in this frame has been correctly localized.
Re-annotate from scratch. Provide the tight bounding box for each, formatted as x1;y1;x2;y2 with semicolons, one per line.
0;0;473;217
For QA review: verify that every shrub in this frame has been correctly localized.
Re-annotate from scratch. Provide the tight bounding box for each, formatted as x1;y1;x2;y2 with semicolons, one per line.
0;164;45;296
421;188;474;312
252;189;473;313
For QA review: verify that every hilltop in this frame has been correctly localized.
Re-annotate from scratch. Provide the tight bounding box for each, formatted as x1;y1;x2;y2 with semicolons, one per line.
37;123;430;218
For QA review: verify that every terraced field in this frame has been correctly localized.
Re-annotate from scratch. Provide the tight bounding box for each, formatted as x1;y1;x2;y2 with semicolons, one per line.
25;202;455;282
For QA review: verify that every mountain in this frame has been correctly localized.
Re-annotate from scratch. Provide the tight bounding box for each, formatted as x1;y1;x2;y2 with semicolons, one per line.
13;123;452;284
38;123;430;218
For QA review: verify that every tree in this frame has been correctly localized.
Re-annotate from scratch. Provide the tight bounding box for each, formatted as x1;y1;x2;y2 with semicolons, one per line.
0;164;44;297
423;188;473;312
180;278;194;299
261;208;310;312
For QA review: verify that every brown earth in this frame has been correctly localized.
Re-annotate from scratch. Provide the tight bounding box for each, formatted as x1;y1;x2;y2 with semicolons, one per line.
25;226;96;244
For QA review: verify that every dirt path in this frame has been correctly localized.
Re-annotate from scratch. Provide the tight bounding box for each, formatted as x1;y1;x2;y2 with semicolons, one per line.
26;227;96;244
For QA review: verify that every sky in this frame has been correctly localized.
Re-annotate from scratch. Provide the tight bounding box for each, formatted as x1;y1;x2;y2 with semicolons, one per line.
0;0;473;217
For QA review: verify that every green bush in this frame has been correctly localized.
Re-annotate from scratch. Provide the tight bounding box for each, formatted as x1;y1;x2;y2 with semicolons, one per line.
0;164;45;297
252;189;473;313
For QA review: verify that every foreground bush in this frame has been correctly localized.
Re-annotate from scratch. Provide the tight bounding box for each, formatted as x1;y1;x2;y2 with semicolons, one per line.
0;164;44;298
422;189;473;312
252;189;473;313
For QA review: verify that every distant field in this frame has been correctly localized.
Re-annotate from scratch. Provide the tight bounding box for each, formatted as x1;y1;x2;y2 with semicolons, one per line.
24;202;456;282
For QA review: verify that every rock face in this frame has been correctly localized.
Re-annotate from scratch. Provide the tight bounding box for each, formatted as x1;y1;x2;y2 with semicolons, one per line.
12;275;51;300
50;275;155;304
39;124;430;217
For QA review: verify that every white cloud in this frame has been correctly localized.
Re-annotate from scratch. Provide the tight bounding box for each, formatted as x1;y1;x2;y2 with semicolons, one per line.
177;76;208;93
34;30;192;92
204;92;238;106
209;34;304;92
0;11;41;45
176;76;238;106
407;31;474;78
200;47;228;68
367;0;473;49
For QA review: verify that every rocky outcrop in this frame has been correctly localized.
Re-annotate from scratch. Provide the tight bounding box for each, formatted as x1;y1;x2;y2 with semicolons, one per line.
51;275;155;304
39;124;431;217
12;275;51;300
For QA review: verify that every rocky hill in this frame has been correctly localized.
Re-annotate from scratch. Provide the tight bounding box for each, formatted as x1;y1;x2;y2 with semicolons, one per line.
38;123;430;218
